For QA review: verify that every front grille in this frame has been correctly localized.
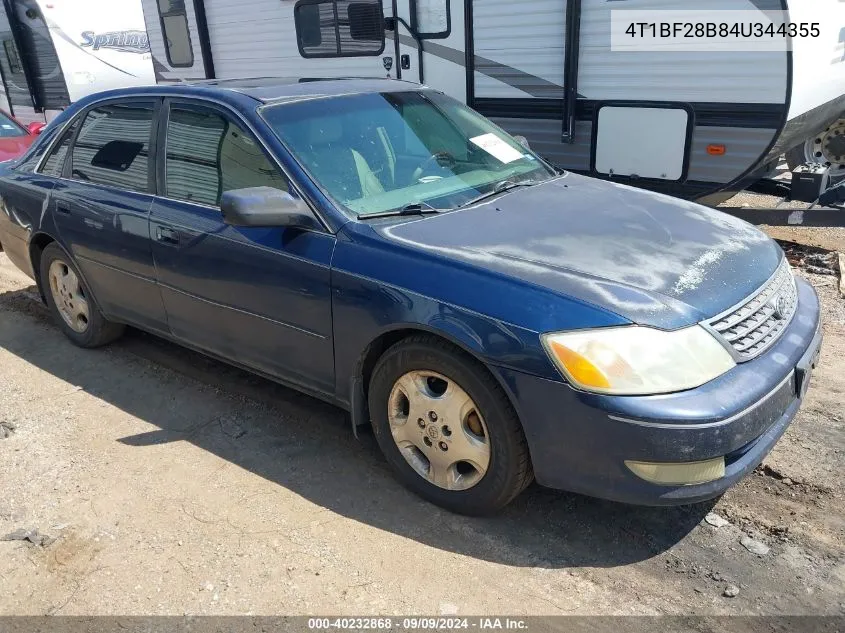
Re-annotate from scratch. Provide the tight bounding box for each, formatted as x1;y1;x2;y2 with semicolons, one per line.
706;259;798;361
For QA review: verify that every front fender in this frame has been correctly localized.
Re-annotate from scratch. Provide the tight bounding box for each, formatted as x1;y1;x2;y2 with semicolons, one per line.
330;225;630;404
331;268;589;406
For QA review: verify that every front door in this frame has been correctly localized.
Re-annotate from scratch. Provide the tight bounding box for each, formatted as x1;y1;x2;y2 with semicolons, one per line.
148;99;336;396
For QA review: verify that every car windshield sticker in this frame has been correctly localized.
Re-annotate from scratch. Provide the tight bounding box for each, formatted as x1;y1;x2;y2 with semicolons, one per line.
470;133;524;164
1;125;13;130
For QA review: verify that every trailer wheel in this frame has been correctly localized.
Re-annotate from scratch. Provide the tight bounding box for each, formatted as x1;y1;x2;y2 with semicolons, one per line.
786;117;845;185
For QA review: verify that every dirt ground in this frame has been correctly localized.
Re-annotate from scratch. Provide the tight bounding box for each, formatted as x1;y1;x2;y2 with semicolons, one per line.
0;226;843;617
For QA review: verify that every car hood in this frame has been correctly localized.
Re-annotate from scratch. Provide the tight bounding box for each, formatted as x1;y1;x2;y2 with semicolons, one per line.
0;135;34;162
373;173;782;329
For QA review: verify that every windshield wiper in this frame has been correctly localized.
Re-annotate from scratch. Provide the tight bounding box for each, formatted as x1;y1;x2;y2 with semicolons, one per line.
458;178;541;209
359;201;443;220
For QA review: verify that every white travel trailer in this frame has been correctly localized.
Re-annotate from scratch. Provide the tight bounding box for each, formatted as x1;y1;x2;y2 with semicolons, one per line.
141;0;845;202
0;0;156;123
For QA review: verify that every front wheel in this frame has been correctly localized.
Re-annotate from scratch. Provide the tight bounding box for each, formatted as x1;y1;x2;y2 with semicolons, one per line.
368;335;533;515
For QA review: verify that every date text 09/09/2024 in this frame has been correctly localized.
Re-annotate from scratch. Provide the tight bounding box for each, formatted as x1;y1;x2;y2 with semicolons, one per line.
307;618;529;630
624;21;820;38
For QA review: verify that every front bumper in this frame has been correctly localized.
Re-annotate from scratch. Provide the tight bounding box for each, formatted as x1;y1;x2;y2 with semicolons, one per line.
494;278;822;506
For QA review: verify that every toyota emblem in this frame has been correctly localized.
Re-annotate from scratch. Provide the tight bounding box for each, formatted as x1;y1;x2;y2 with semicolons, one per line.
770;294;788;320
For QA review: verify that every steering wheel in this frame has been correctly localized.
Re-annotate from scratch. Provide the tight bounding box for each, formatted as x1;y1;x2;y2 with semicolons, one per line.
412;151;457;183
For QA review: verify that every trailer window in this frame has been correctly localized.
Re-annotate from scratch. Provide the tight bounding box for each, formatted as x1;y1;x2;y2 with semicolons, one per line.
294;0;385;58
157;0;194;68
412;0;449;38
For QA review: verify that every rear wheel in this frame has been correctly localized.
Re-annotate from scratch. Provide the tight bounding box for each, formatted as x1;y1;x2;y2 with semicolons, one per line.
368;335;533;515
40;243;124;348
786;118;845;186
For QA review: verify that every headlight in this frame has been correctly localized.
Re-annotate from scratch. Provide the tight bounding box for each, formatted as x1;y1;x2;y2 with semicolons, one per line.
541;325;735;395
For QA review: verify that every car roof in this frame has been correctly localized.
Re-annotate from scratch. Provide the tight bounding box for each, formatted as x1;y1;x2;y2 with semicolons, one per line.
75;77;424;109
194;77;423;103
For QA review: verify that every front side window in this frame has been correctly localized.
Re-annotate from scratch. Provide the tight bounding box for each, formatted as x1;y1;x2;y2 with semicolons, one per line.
157;0;194;67
294;0;385;58
70;102;154;192
164;104;289;207
261;91;555;217
40;123;78;177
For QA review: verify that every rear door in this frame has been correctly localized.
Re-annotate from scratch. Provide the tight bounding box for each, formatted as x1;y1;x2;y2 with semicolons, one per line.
51;99;168;333
148;99;337;396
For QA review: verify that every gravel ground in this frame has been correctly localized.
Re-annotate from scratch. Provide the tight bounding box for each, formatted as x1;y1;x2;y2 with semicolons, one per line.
0;230;843;617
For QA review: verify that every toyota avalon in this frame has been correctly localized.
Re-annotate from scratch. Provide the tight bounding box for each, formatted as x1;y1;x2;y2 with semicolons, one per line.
0;79;822;514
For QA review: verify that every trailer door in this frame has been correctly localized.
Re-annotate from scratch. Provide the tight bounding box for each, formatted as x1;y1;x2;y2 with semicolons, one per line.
467;0;567;120
389;0;467;101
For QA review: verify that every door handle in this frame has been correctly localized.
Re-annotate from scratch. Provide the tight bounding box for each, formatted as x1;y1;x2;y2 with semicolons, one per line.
55;203;71;215
155;226;180;245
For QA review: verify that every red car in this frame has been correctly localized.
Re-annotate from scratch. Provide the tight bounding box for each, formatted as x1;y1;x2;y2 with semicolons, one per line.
0;110;45;162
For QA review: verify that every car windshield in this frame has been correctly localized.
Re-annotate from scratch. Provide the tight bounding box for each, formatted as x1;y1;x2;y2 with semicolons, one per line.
260;90;556;217
0;111;25;138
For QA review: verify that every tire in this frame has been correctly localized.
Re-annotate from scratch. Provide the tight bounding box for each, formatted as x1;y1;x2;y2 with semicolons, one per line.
368;334;533;515
785;118;845;186
40;243;124;348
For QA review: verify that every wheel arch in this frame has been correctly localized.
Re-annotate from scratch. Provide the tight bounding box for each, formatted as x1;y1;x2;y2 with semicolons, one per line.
349;322;523;433
28;231;58;303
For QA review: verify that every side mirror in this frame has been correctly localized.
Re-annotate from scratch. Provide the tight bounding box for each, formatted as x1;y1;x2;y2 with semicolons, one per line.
27;122;45;135
221;187;319;229
513;135;530;150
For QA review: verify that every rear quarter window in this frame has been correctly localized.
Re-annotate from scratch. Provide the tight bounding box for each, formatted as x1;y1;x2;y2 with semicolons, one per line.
16;125;61;173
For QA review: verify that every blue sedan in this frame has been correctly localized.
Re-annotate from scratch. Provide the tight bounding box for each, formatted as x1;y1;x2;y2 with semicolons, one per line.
0;78;822;514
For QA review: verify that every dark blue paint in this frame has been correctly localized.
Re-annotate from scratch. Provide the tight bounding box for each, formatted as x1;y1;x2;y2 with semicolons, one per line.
0;80;823;506
374;173;783;330
149;196;337;395
51;179;168;332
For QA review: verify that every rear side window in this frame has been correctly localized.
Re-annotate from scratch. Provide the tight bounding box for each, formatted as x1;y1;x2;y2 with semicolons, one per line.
70;102;154;193
157;0;194;67
294;0;385;58
164;104;289;207
40;123;77;177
